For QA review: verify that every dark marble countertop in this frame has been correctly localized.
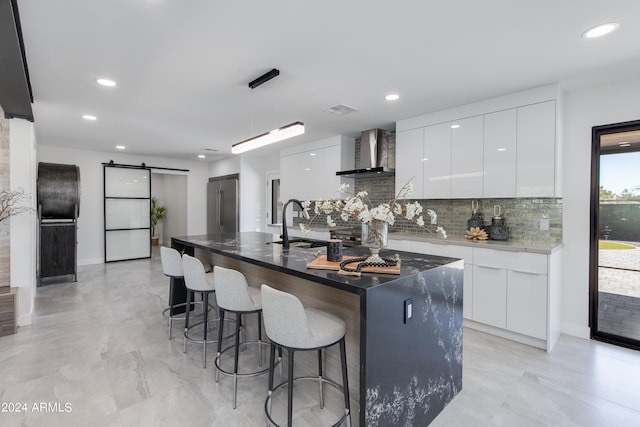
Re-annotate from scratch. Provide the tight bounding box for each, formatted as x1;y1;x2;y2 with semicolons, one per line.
172;232;460;295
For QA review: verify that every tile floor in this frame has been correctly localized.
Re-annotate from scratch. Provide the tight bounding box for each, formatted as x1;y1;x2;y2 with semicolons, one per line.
1;250;640;426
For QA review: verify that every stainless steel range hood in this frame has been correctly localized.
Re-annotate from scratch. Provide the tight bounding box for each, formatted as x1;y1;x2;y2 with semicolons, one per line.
336;129;395;178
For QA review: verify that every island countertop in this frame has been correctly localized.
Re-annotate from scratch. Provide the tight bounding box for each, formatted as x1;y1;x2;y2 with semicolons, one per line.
171;231;459;294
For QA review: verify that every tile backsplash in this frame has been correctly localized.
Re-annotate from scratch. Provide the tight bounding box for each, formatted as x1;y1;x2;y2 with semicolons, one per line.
296;174;562;245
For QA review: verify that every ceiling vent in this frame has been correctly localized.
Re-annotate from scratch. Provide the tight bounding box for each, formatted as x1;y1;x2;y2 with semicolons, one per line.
324;104;357;116
203;148;219;152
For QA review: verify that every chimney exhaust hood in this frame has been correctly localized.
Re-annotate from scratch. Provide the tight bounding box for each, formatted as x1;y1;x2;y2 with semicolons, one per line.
336;129;395;178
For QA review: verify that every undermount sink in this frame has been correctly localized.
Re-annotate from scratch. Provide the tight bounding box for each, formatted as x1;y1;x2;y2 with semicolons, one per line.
268;238;327;249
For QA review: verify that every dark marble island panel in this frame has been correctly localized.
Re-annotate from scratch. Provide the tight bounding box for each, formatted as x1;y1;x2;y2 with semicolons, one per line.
171;232;463;426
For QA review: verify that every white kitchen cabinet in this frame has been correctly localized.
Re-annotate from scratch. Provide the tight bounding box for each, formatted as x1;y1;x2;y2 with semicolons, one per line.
280;136;354;202
507;270;547;340
472;265;507;329
388;237;561;351
451;115;484;198
423;122;452;198
516;100;557;197
395;128;424;198
483;109;517;197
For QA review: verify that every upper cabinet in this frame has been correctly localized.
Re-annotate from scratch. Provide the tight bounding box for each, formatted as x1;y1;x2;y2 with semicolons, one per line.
280;136;355;202
396;128;425;198
424;122;452;198
516;101;557;197
395;84;560;199
451;115;483;198
484;109;517;197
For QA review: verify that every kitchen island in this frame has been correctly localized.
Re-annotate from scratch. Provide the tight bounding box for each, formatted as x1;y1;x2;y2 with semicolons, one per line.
172;232;463;427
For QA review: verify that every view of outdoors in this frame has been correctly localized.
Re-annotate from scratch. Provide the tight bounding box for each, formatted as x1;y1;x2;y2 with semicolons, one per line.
598;151;640;342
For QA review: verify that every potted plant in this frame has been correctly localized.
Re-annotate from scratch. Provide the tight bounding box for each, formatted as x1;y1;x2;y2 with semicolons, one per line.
150;196;166;246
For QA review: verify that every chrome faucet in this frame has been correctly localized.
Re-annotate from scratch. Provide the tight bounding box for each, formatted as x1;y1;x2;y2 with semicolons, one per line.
282;199;303;249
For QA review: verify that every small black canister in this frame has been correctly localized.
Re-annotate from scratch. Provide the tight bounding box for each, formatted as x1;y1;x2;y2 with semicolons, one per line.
466;200;484;230
488;205;509;241
327;239;343;262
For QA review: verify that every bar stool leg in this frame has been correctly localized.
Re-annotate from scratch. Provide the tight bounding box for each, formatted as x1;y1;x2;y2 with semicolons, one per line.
202;292;209;369
167;280;175;339
340;338;352;427
215;309;226;383
278;346;284;382
258;313;263;367
183;290;192;353
318;349;324;409
266;342;276;426
287;349;295;427
233;312;242;409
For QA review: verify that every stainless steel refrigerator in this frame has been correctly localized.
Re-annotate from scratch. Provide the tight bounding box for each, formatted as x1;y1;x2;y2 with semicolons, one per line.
207;175;239;234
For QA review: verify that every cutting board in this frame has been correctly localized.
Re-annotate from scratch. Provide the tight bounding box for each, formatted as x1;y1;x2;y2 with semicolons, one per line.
306;255;401;275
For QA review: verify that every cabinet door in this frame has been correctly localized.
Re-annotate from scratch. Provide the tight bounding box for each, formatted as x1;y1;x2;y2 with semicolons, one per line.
472;265;507;328
280;153;298;202
395;128;424;198
484;109;517;197
320;145;341;199
507;270;548;340
516;101;556;197
451;115;484;198
423;122;452;198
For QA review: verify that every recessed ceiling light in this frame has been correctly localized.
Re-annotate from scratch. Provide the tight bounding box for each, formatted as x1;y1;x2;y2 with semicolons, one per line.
422;158;428;162
582;23;619;39
619;142;631;147
198;154;206;159
96;78;117;87
116;145;126;150
451;124;460;129
385;94;399;101
305;168;311;171
82;114;97;121
309;152;317;156
497;148;507;152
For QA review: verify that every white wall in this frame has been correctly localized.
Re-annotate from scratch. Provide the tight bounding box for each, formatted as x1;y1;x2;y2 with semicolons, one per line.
561;75;640;337
37;146;209;265
9;119;37;326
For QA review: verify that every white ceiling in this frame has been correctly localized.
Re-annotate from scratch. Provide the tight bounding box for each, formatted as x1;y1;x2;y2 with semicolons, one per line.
15;0;640;162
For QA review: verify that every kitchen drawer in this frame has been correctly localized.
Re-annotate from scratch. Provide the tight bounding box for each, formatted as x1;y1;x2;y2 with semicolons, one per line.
473;248;547;274
411;241;473;263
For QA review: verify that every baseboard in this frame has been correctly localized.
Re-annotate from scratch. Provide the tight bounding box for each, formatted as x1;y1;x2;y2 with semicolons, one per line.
561;321;590;339
18;313;32;327
78;258;104;266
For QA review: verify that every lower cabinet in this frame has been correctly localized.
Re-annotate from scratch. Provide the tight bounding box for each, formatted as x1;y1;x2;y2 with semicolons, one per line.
389;237;561;351
472;265;507;329
506;270;547;340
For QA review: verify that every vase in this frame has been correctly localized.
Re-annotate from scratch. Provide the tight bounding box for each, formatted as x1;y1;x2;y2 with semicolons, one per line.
361;220;388;264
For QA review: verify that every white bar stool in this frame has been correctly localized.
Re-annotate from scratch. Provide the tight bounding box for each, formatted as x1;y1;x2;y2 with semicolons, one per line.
182;254;227;369
261;284;351;427
213;266;270;409
160;246;187;340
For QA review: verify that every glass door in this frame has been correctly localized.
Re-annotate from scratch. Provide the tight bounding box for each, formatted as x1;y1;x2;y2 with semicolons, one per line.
591;122;640;349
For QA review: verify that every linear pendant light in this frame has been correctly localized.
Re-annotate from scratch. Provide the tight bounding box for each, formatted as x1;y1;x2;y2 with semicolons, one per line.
232;121;305;154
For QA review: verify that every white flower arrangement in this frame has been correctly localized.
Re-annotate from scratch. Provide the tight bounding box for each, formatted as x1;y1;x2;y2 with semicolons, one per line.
299;179;447;240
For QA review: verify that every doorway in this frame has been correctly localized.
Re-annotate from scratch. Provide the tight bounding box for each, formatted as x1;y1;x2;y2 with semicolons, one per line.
590;120;640;349
151;172;188;246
